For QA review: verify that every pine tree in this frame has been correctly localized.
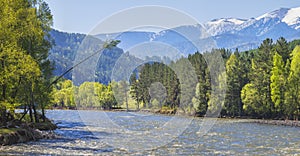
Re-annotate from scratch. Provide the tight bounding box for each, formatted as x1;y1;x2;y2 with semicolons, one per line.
274;37;290;64
242;38;274;117
224;53;242;116
129;73;140;110
188;52;210;115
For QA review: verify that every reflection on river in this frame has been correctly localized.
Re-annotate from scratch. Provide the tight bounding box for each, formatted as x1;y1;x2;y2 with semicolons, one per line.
0;110;300;155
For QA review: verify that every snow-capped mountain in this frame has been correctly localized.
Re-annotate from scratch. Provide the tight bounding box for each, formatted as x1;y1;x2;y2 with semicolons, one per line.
206;7;300;50
204;7;300;35
94;6;300;53
261;7;300;29
204;18;247;36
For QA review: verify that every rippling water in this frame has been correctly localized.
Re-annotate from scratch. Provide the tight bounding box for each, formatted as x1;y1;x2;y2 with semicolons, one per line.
1;110;300;155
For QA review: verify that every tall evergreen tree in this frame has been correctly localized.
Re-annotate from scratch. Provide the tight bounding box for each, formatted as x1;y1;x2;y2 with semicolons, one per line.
224;53;242;116
188;52;211;115
129;73;141;110
274;37;290;64
242;38;274;117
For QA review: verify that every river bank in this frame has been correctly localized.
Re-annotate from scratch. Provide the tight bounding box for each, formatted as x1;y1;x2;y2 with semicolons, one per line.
249;119;300;127
0;118;57;146
116;109;300;127
50;107;300;127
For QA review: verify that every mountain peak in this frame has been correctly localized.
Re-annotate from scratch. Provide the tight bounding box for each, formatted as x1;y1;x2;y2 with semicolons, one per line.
254;7;300;29
209;18;246;25
204;18;247;36
256;8;289;20
282;7;300;28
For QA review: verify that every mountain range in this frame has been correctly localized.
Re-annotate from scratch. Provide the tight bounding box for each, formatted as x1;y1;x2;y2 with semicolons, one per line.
49;6;300;82
93;7;300;53
204;7;300;50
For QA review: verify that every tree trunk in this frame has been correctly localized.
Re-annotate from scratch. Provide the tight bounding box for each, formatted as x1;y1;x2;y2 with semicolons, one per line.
160;100;162;110
30;84;38;123
41;104;46;122
19;107;28;121
32;102;39;123
136;101;139;110
125;92;128;111
29;104;33;122
0;108;7;127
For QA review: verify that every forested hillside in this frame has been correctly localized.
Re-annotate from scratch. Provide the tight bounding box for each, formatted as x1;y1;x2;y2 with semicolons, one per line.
49;30;86;80
49;30;124;84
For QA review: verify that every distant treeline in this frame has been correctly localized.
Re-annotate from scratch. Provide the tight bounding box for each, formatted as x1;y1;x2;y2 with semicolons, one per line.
52;38;300;120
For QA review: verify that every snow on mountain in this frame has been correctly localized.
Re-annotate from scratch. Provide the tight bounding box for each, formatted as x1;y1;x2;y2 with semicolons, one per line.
204;18;247;36
282;7;300;29
255;7;300;29
205;7;300;35
256;8;289;20
203;6;300;50
94;6;300;53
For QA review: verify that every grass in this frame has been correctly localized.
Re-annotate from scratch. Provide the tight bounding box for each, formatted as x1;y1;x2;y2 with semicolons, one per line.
0;128;19;135
32;121;57;130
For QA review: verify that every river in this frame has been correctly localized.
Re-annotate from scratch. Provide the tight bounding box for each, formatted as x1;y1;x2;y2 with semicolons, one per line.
0;110;299;155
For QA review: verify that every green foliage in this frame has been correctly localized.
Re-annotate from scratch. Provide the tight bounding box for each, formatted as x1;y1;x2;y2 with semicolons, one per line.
48;36;300;119
270;52;285;115
49;30;124;85
129;74;141;110
224;52;245;116
242;38;274;117
129;62;180;110
171;58;198;113
49;30;86;79
241;40;300;119
52;80;117;110
111;80;130;110
52;79;75;108
284;46;300;119
274;37;290;64
188;52;210;115
241;83;260;115
0;0;53;124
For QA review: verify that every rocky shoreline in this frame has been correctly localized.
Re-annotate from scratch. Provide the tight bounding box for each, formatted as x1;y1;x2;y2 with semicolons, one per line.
0;128;56;146
251;119;300;127
0;120;57;146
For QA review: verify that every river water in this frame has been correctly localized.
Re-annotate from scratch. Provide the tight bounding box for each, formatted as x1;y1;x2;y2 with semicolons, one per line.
0;110;300;155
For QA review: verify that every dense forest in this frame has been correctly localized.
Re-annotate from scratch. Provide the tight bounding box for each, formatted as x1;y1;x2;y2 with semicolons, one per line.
52;37;300;120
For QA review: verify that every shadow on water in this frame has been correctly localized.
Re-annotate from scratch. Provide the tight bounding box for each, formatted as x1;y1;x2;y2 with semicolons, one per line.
55;120;86;128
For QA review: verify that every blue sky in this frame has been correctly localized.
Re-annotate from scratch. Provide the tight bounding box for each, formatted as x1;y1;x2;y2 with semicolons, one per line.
44;0;300;34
